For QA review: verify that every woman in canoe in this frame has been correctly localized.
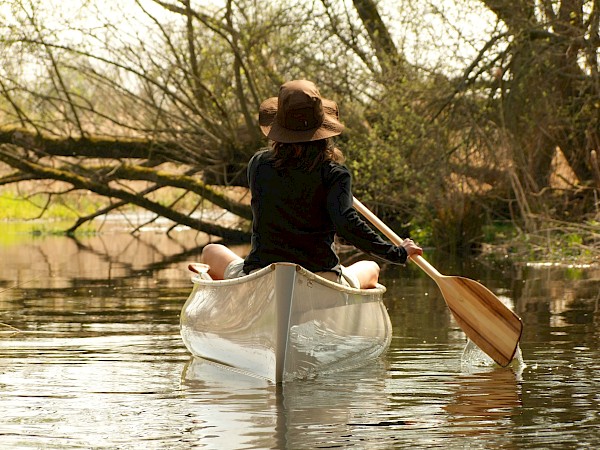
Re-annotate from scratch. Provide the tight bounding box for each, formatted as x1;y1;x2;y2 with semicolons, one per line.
202;79;422;289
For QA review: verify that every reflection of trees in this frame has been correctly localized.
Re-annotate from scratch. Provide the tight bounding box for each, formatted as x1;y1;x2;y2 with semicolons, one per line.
0;231;210;333
512;265;600;344
68;233;208;280
444;368;522;433
0;231;209;287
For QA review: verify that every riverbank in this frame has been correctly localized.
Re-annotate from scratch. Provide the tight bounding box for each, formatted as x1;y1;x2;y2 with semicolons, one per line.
2;189;598;265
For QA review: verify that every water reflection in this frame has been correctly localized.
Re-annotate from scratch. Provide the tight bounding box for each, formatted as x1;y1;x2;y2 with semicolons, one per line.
181;358;278;449
0;229;599;449
444;368;522;434
182;356;392;449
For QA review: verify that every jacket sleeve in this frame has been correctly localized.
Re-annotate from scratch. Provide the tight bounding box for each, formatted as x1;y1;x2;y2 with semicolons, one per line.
325;164;408;264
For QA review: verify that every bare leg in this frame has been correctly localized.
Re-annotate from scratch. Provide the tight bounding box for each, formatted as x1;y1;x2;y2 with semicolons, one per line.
345;260;380;289
201;243;243;280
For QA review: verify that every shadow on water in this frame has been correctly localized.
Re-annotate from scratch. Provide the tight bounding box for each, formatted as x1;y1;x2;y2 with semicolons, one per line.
0;228;599;448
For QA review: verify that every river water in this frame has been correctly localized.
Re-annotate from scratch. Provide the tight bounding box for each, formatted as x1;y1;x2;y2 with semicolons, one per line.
1;226;599;449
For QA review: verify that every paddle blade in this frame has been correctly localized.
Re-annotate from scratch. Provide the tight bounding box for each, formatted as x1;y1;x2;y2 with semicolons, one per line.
436;275;523;367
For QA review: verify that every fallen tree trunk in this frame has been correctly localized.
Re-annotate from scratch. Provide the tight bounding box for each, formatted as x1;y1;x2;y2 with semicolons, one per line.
1;128;185;163
0;143;252;241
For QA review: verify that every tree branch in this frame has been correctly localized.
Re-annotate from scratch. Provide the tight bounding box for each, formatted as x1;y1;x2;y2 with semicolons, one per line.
0;144;250;241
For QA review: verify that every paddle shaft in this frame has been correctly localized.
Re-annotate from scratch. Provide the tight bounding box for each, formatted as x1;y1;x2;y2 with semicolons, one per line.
352;198;440;279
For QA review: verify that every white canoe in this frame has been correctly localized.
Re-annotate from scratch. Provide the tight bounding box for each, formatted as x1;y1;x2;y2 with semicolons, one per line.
180;262;392;383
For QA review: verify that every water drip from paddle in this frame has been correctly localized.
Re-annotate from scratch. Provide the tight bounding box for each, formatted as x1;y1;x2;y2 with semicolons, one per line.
461;339;525;374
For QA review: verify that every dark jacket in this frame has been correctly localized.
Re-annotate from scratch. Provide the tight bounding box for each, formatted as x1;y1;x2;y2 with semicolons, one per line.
243;149;407;274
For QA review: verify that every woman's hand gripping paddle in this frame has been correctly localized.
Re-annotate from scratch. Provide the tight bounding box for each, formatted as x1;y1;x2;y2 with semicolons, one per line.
353;198;523;367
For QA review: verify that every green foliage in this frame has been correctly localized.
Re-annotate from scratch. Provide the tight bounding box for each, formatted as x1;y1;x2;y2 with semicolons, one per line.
481;223;517;243
342;71;489;250
481;221;599;265
346;78;444;204
407;225;432;247
0;221;97;245
0;190;104;221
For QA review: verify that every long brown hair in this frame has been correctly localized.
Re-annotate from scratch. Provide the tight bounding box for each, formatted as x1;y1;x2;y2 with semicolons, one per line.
270;138;345;171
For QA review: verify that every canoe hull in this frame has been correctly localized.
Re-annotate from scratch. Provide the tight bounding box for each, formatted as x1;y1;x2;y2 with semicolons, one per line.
180;263;392;382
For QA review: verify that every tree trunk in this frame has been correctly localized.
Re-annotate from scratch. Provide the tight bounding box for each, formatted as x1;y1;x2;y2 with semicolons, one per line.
484;0;598;190
351;0;399;69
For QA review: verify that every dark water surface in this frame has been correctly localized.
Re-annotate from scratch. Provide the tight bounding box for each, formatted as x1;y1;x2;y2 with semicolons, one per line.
1;229;599;449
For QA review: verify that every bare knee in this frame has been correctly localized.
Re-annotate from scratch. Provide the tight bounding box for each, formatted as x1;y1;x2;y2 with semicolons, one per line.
347;260;380;289
201;243;222;262
201;243;241;280
361;261;380;289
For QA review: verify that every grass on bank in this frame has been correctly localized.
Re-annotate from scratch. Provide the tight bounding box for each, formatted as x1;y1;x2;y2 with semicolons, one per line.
480;221;599;265
0;192;102;244
0;191;105;221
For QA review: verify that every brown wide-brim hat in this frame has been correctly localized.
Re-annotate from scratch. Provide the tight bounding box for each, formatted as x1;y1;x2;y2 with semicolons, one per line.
258;80;344;143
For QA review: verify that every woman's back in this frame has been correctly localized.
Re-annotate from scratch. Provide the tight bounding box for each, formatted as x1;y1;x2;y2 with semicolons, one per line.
244;149;345;274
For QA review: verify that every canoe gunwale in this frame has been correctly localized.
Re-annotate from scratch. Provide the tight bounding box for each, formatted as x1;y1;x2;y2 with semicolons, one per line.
294;265;386;296
190;262;386;297
190;261;277;286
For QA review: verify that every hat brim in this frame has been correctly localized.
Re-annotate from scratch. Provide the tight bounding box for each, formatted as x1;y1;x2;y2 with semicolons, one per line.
258;97;344;143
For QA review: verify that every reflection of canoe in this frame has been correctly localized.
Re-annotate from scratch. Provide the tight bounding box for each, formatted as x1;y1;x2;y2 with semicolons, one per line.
180;262;392;383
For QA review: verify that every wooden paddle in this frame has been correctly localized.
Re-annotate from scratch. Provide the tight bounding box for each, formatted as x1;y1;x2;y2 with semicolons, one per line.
353;197;523;367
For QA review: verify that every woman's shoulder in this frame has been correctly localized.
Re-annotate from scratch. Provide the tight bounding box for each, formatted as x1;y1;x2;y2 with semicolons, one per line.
322;159;350;175
250;147;272;161
321;160;351;185
248;148;273;167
